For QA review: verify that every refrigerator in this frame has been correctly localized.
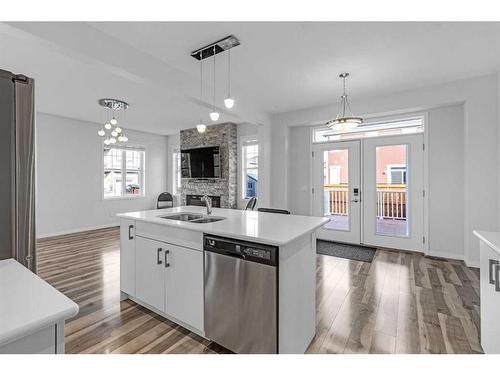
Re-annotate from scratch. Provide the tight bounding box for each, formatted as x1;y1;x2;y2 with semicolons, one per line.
0;69;36;272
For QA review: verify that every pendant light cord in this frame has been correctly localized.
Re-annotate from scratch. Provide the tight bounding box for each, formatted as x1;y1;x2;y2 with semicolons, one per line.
199;53;203;122
213;46;216;111
227;48;231;97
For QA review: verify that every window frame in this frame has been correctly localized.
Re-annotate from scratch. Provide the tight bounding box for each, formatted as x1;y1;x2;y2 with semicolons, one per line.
240;136;259;200
102;144;146;200
311;114;425;144
172;149;181;195
387;164;407;185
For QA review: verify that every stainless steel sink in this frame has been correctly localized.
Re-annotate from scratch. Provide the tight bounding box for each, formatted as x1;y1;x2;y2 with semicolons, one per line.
189;216;226;224
160;213;203;221
159;213;225;224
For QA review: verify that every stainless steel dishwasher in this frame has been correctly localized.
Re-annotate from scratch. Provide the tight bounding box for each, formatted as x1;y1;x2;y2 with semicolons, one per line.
204;234;278;354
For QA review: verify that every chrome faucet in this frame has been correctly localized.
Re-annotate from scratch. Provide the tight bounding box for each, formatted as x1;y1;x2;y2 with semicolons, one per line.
201;195;212;215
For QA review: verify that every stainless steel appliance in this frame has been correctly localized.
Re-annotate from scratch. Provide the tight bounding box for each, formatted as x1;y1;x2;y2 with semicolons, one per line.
0;69;36;271
204;234;279;354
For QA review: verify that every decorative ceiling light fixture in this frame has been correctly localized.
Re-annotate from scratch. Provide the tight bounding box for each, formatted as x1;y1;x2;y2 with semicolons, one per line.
97;98;129;144
224;48;234;109
196;55;206;134
209;45;220;122
326;73;363;131
191;35;240;123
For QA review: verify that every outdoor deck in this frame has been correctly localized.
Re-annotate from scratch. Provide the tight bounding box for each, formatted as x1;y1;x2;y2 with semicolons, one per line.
323;214;408;237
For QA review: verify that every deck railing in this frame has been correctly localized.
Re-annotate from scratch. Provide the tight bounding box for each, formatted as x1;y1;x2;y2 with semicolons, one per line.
324;183;407;219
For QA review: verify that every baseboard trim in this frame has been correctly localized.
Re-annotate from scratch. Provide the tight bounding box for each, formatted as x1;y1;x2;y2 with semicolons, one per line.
464;259;480;268
37;223;119;239
425;251;479;268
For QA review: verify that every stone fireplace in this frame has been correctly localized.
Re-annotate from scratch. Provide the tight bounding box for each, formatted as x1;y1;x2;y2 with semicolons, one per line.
179;123;237;209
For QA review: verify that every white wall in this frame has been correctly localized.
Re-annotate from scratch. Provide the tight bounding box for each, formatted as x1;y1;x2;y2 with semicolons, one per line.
36;113;168;237
272;74;499;267
427;105;465;259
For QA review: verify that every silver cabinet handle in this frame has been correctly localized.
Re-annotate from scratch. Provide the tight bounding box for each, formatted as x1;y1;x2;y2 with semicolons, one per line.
164;250;170;268
157;248;163;265
128;224;134;240
351;199;359;203
489;259;499;284
496;265;500;292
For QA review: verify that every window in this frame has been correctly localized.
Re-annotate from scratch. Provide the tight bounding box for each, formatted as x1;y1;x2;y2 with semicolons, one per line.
172;150;181;195
387;165;407;184
103;147;145;199
312;116;424;143
242;140;258;199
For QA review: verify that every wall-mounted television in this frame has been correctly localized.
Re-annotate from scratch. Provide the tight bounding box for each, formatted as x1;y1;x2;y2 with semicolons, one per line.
181;146;221;178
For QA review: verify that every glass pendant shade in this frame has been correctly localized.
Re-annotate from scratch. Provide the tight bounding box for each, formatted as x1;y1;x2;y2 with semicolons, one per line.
196;123;207;133
115;127;122;133
109;137;117;144
209;112;220;121
111;131;118;137
97;129;105;136
110;117;118;125
104;122;112;130
104;138;111;145
224;97;234;109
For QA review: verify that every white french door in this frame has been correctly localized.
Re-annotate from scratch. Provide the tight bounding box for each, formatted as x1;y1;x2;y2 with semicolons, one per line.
362;134;424;251
312;134;424;253
312;141;361;244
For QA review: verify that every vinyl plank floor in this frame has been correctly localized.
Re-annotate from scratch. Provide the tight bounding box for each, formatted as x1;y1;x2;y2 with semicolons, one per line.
36;227;482;354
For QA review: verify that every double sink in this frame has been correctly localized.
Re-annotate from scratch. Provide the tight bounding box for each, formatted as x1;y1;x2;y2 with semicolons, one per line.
159;212;225;224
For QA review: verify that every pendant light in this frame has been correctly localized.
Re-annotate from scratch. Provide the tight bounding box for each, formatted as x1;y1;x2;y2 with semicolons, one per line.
97;99;129;143
209;46;220;122
326;73;363;131
224;48;234;109
196;55;207;133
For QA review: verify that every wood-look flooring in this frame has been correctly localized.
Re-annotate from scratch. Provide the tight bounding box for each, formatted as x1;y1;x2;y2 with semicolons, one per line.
36;227;482;354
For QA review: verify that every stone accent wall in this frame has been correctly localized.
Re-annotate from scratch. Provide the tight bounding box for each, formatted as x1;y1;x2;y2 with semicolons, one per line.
179;123;237;208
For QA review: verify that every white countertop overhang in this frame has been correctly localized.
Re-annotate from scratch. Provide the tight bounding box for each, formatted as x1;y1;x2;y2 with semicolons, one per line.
0;259;79;347
118;206;329;246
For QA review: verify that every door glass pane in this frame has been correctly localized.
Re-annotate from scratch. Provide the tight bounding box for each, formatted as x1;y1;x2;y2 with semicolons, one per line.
376;145;408;237
323;149;349;231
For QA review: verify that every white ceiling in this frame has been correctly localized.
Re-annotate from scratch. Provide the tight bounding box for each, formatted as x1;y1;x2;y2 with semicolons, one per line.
2;22;500;135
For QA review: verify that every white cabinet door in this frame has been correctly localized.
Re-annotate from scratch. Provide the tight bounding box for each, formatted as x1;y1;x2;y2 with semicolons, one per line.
120;218;136;296
164;244;204;332
480;241;500;353
135;236;165;312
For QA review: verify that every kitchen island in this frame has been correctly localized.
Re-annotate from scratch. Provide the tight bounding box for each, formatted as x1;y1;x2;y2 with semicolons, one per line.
118;206;328;354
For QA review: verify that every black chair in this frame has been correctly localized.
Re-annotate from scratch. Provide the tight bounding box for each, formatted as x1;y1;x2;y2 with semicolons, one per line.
157;192;174;209
257;207;290;215
245;197;257;210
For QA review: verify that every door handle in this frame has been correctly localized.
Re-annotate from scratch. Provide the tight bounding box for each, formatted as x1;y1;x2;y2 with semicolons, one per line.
495;265;500;292
128;224;134;240
489;259;499;284
157;248;163;265
164;250;170;268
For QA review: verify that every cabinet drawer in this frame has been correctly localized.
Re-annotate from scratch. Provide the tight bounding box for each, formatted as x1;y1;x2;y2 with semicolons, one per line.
135;221;203;250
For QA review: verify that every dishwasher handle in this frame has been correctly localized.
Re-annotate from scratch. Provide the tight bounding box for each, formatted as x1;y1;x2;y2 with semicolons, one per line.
224;251;246;260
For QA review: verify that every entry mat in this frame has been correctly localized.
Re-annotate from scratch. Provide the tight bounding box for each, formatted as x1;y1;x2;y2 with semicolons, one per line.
316;240;376;263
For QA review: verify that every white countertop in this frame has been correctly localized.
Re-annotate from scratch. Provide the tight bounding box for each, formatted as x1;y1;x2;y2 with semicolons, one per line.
0;259;79;347
118;206;329;246
474;230;500;256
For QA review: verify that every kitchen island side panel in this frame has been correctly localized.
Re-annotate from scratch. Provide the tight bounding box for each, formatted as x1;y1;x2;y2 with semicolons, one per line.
278;232;316;353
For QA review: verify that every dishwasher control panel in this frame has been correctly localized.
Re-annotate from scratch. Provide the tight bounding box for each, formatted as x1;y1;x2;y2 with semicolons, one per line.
204;235;278;266
242;247;271;260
